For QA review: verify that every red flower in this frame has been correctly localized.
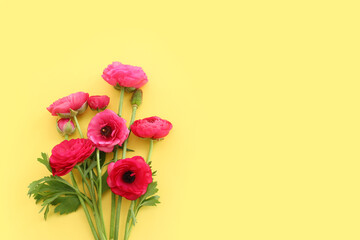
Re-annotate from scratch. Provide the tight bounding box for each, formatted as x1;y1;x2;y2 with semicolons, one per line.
47;92;89;118
131;116;173;139
107;156;152;200
87;109;129;152
49;139;95;176
88;95;110;111
102;62;148;89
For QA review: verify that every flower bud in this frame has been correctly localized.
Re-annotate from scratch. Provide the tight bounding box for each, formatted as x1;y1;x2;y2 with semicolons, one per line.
131;89;143;107
56;118;76;136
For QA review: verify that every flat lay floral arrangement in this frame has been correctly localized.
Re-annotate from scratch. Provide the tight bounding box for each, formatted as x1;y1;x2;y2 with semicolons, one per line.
28;62;173;240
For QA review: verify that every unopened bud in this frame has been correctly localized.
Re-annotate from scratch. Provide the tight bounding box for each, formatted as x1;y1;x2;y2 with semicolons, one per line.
131;89;143;107
56;118;76;136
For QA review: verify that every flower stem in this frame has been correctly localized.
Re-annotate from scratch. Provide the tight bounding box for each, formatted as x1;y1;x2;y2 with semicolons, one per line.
113;106;137;240
122;106;137;159
124;201;135;240
73;115;84;138
70;171;99;240
96;149;107;239
147;139;154;163
118;87;125;117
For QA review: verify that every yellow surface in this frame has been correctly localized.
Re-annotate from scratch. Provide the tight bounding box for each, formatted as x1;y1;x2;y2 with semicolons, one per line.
1;0;360;239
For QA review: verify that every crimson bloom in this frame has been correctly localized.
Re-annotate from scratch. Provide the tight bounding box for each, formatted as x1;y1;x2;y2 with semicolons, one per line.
87;109;129;152
50;139;95;176
131;116;173;139
88;95;110;111
107;156;153;200
47;92;89;118
102;62;148;89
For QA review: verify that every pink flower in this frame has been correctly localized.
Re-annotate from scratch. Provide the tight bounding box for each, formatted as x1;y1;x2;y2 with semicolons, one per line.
87;109;129;152
50;139;95;176
102;62;148;89
107;156;153;200
88;95;110;111
56;118;76;136
131;116;173;139
47;92;89;118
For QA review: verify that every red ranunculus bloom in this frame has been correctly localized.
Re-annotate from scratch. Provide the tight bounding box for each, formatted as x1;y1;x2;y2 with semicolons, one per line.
107;156;153;200
88;95;110;111
47;92;89;118
131;116;173;139
102;62;148;89
50;139;95;176
87;109;129;152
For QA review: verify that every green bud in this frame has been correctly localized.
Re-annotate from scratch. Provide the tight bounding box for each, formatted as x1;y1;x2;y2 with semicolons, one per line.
131;89;143;107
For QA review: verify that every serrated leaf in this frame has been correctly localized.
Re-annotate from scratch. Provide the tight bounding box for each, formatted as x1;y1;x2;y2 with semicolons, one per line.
37;152;52;173
142;182;158;200
44;205;50;220
140;195;160;207
53;195;80;215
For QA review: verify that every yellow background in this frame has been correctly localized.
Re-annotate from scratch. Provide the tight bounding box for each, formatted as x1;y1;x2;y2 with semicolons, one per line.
1;0;360;239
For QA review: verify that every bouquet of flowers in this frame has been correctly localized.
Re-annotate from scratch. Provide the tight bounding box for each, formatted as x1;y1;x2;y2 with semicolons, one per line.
28;62;173;240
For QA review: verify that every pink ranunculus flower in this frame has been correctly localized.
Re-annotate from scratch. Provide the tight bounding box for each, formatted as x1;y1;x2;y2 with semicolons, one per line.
50;139;95;176
131;116;173;139
88;95;110;111
56;118;76;136
47;92;89;118
87;109;129;152
107;156;153;200
102;62;148;89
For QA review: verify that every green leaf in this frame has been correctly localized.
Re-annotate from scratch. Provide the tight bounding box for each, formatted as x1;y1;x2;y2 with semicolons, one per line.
84;161;97;176
37;152;52;173
140;195;160;207
44;205;50;220
101;171;110;194
28;176;80;219
53;195;81;215
142;182;158;200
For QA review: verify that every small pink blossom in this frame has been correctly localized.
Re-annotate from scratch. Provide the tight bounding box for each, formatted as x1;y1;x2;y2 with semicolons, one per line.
88;95;110;110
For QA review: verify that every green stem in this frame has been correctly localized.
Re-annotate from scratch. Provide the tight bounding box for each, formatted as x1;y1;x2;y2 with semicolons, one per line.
73;115;84;138
96;149;107;238
113;196;122;240
70;171;99;240
65;134;69;140
124;201;135;240
114;106;137;240
147;139;154;163
118;87;125;117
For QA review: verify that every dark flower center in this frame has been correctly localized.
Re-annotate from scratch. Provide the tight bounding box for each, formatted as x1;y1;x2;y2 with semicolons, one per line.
122;171;136;183
100;126;112;138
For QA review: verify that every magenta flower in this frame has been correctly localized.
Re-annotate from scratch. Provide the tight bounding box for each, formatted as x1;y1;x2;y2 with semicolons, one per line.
47;92;89;118
102;62;148;89
131;116;173;139
87;109;129;152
